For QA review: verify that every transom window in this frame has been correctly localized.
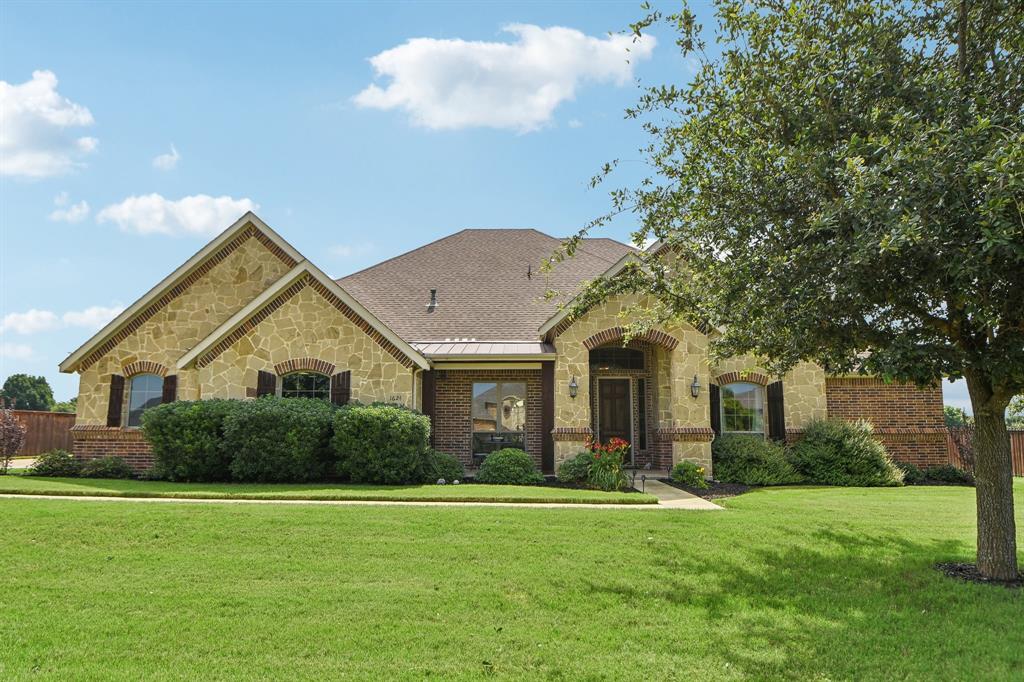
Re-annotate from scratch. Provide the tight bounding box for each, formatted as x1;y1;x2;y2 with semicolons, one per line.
721;382;765;435
127;374;163;427
281;372;330;400
589;347;645;371
471;382;526;458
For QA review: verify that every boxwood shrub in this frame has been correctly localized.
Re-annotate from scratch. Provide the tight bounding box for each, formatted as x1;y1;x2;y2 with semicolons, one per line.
671;460;709;489
789;418;904;487
475;448;543;485
142;399;240;481
332;403;431;484
557;451;594;484
225;397;336;482
29;449;82;477
80;456;134;479
426;449;465;483
712;434;802;486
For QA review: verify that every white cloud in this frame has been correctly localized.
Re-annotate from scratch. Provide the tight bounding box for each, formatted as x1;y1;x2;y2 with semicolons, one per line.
152;144;180;170
0;70;98;178
1;309;61;334
62;305;125;330
354;24;655;132
568;118;583;128
0;343;33;360
48;192;90;223
329;243;374;258
97;193;258;236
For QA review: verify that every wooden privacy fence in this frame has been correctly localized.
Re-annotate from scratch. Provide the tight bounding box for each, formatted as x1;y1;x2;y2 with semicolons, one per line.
10;410;75;456
946;427;1024;477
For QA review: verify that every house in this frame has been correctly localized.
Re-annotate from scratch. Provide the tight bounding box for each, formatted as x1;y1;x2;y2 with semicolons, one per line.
59;213;946;474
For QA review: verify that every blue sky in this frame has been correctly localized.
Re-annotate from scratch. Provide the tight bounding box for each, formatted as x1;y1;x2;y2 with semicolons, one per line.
0;0;972;410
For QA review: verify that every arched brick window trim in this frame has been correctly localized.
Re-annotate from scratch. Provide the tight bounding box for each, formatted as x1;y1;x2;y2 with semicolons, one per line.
274;358;336;376
712;370;771;386
121;360;168;378
582;327;679;352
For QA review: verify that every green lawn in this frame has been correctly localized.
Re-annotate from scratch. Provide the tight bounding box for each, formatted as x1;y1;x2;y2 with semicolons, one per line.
0;476;655;504
0;484;1021;680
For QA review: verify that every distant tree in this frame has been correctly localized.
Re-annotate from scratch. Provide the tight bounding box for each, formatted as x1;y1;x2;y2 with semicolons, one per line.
0;374;55;411
944;406;974;428
1008;396;1024;429
0;399;27;474
51;397;78;414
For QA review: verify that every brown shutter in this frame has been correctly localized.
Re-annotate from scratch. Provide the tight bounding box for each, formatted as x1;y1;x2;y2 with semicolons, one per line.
767;380;786;441
161;375;178;403
709;383;721;436
106;374;125;427
421;370;436;446
331;371;351;406
256;370;276;397
541;361;555;474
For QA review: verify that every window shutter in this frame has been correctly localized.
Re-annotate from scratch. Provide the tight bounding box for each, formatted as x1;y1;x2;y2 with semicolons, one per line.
767;380;786;441
709;383;721;436
106;374;125;427
161;375;178;403
331;371;351;406
256;370;276;397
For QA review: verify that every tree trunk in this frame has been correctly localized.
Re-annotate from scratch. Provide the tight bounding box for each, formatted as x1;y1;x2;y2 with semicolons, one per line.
966;373;1018;580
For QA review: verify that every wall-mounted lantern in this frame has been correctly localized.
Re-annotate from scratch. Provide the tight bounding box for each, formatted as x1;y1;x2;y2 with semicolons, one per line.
568;375;579;399
690;375;701;398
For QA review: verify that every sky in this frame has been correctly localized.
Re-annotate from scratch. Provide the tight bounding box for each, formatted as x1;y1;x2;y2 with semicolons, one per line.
0;0;972;411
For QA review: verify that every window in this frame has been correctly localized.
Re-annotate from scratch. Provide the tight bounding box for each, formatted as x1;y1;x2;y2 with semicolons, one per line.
720;382;765;435
281;371;331;400
637;378;647;450
589;347;644;371
471;382;526;458
127;374;163;427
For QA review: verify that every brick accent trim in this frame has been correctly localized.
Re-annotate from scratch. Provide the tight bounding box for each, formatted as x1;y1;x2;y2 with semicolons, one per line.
274;357;336;376
582;326;679;351
121;360;168;378
79;223;297;370
654;426;715;442
712;370;770;386
71;425;153;472
551;427;593;441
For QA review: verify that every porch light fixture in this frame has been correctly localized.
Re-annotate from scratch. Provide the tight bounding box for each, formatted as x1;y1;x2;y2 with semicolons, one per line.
568;376;578;399
690;375;701;398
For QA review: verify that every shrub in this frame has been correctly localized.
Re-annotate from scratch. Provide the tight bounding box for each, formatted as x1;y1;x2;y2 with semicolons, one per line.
225;397;336;482
80;456;134;479
332;403;431;484
475;448;543;485
142;399;240;481
557;451;594;484
426;449;465;483
924;464;975;486
0;399;27;475
789;419;904;486
671;460;709;489
895;461;926;485
712;434;802;486
586;438;630;491
29;449;82;477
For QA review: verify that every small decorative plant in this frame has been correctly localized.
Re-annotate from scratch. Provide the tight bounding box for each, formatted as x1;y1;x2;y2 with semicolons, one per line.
671;460;709;490
0;398;27;475
585;437;630;491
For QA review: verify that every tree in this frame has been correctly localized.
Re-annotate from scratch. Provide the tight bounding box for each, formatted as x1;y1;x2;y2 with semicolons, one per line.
51;397;77;414
570;0;1022;579
0;374;55;411
945;405;974;428
0;399;27;474
1008;396;1024;429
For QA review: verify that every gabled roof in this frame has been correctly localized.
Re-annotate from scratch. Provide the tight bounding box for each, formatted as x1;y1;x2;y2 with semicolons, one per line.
337;229;635;343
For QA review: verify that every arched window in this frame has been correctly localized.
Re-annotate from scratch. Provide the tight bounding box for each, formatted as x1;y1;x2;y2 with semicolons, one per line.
127;374;163;427
589;347;645;371
720;382;765;435
281;371;330;400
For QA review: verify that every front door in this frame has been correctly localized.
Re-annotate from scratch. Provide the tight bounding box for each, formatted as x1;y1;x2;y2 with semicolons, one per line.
598;379;632;463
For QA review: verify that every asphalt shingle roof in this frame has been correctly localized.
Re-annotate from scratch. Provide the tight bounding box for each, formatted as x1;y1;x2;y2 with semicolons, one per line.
337;229;634;343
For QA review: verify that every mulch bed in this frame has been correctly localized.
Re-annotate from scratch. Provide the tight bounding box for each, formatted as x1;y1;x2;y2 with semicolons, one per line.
658;478;752;500
935;562;1023;588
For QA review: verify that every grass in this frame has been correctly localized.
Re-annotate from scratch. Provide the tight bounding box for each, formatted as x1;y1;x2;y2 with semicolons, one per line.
0;483;1021;680
0;475;656;504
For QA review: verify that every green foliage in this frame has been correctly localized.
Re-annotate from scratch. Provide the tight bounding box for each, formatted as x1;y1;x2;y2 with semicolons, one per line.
789;419;904;487
0;400;27;474
225;397;336;483
80;456;134;479
712;434;802;486
425;449;464;483
51;397;77;414
475;448;543;485
587;447;627;492
1008;395;1024;429
944;405;973;428
29;449;82;477
895;461;926;486
142;400;240;481
557;451;594;483
671;460;709;490
1;374;54;411
924;464;975;486
332;403;431;484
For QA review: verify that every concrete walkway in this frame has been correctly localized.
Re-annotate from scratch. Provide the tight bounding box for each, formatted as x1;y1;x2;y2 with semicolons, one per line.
641;480;723;510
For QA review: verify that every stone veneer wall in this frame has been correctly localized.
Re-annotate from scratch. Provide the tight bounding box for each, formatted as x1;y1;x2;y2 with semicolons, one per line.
431;369;543;469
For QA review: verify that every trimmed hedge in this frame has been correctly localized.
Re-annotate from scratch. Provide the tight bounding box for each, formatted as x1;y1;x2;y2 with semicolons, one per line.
557;451;594;484
142;400;240;481
225;397;336;482
332;403;431;484
712;434;802;486
29;449;81;477
426;449;465;483
475;448;543;485
923;464;975;486
80;456;134;479
789;419;904;487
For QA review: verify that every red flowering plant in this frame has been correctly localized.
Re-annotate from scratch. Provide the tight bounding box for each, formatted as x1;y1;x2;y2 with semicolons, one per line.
583;437;630;491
